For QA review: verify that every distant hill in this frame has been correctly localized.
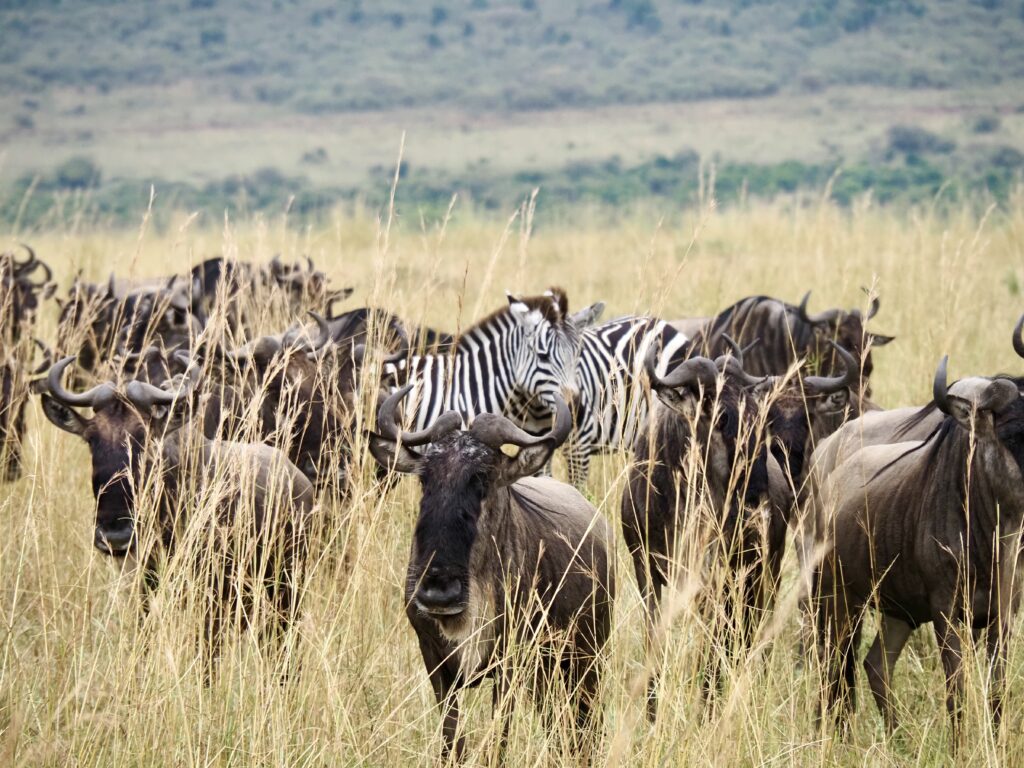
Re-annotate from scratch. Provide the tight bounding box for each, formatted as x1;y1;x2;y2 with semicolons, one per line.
2;0;1023;226
4;0;1024;112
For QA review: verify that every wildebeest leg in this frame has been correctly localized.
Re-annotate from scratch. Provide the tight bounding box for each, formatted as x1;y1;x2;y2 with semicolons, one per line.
562;651;601;764
417;638;464;761
863;614;912;733
933;613;966;745
985;619;1010;729
815;569;862;729
491;667;512;762
641;565;667;721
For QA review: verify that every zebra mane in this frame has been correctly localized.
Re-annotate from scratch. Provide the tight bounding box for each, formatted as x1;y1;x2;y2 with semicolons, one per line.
463;288;568;337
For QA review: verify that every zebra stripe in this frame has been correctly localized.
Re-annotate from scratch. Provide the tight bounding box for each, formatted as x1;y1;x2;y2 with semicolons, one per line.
517;316;690;488
384;292;592;433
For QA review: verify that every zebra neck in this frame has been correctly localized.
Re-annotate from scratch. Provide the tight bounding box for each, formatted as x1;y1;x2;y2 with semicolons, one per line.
399;316;524;427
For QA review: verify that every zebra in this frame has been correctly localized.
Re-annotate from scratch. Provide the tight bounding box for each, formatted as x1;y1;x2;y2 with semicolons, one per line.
383;288;605;432
514;316;691;488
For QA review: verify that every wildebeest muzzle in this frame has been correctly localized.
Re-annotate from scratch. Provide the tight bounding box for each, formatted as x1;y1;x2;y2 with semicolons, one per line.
415;569;466;616
94;517;134;556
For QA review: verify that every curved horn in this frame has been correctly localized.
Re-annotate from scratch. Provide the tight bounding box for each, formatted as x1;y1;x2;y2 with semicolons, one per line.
860;287;881;320
304;256;315;273
643;342;664;387
469;394;572;450
715;356;766;388
795;290;841;325
721;333;744;364
718;333;760;367
933;356;952;416
106;274;117;298
804;341;859;394
376;384;462;447
1014;313;1024;360
124;354;201;409
657;356;720;393
295;311;331;353
46;356;117;408
797;291;812;323
9;243;35;274
14;244;52;286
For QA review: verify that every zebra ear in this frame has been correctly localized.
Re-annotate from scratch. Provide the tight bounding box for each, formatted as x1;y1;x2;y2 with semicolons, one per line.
569;301;604;329
507;293;540;329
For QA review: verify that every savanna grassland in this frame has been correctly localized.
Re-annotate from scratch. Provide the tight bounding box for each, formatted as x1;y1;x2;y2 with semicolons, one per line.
2;190;1024;767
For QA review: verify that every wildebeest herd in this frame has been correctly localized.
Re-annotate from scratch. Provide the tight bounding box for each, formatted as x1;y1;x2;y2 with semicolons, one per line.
3;242;1022;758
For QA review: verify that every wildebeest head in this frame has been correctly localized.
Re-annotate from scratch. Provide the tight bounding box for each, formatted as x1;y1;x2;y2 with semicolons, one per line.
933;355;1024;473
506;287;604;411
226;312;352;487
1;245;55;339
794;290;894;385
368;385;571;628
39;356;199;557
57;274;198;378
268;255;353;314
753;341;863;484
644;347;772;525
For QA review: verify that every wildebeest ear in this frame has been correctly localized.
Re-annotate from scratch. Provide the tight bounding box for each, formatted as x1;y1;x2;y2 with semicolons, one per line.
569;301;605;329
495;443;554;487
367;433;422;474
868;333;895;347
817;389;850;414
943;395;983;433
40;394;88;436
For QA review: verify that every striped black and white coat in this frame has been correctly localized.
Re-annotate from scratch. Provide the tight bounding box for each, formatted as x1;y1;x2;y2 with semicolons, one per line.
514;316;690;488
383;288;605;433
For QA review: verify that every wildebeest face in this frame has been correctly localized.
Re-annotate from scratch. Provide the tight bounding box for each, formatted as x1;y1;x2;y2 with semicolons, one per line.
41;396;150;557
409;433;496;622
796;293;894;394
508;289;603;411
369;387;569;631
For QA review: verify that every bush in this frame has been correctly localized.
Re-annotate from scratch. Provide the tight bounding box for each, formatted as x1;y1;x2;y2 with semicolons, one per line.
886;125;956;158
200;28;226;47
53;156;101;189
971;114;1001;133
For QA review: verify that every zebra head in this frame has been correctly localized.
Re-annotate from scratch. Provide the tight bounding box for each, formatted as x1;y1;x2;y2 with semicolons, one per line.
506;288;604;412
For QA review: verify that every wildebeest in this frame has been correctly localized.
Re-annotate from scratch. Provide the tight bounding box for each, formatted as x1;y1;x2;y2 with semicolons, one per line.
621;350;790;717
1;245;55;480
676;291;895;392
189;254;352;331
225;312;360;493
368;386;615;761
799;314;1024;600
39;356;316;669
56;273;200;381
814;356;1024;736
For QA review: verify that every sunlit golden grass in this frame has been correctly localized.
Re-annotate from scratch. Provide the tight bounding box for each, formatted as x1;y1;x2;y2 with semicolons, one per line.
3;190;1024;766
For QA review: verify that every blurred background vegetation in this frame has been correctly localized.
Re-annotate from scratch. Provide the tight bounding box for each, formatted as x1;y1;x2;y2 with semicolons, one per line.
2;0;1023;228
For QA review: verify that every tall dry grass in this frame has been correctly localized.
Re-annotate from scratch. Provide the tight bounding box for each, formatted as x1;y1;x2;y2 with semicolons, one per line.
2;191;1024;766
